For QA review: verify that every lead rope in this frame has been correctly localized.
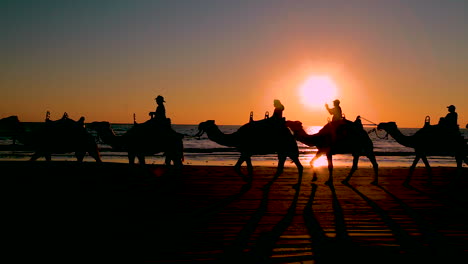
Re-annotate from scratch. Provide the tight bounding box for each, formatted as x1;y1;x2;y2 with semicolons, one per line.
360;116;389;139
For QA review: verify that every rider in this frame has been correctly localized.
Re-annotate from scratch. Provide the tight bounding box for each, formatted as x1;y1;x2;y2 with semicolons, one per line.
272;99;285;119
436;104;460;138
149;95;167;122
442;105;458;129
325;99;343;122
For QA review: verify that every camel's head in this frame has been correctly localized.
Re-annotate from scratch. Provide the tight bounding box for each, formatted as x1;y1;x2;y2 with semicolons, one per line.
0;116;23;134
0;115;20;125
285;120;303;132
377;122;397;132
195;120;216;137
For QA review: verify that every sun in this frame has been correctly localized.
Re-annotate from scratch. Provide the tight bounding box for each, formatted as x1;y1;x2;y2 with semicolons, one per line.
299;75;338;109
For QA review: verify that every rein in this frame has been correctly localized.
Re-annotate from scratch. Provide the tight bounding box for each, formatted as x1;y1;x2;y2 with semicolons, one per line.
360;116;389;140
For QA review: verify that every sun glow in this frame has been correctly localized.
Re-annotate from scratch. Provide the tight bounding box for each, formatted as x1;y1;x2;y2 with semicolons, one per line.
299;75;338;109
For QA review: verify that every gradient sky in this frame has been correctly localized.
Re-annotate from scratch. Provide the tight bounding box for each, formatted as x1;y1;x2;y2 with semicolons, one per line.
1;0;467;127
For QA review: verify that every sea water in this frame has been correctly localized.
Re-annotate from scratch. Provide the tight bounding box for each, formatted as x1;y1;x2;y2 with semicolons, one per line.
1;123;467;168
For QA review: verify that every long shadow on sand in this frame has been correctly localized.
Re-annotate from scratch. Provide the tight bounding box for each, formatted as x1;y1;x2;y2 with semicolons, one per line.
403;181;468;218
144;180;253;260
302;183;352;263
244;179;302;263
376;185;455;257
220;173;285;263
342;182;429;259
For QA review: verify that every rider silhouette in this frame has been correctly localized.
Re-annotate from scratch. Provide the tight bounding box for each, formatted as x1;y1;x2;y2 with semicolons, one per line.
272;99;284;119
325;99;343;122
149;95;167;121
443;105;458;128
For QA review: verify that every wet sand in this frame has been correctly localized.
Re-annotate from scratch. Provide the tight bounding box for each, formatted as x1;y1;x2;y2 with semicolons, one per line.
2;161;467;262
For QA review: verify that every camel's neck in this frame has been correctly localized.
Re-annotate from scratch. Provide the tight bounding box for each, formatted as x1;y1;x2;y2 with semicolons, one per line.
205;125;237;147
95;127;120;148
385;127;414;148
292;127;320;146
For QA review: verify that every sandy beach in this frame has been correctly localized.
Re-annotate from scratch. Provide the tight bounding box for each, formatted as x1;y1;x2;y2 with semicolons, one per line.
2;161;467;262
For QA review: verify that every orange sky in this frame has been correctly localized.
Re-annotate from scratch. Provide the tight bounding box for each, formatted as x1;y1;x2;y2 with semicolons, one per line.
1;1;467;127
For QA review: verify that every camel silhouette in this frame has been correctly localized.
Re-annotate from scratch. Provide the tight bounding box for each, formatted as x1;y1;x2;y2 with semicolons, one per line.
87;119;184;166
377;121;468;184
286;119;379;185
195;119;303;184
0;113;102;162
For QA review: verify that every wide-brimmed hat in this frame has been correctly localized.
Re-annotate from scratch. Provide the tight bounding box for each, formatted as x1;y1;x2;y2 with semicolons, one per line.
155;95;165;102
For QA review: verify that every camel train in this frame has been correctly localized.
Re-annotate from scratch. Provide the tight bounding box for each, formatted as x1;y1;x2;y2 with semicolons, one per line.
1;106;467;186
0;112;184;167
0;112;101;162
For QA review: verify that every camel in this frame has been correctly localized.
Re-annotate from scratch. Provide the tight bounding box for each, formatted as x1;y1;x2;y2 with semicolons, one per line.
377;121;468;184
87;118;184;166
286;118;379;185
0;113;102;162
194;119;303;185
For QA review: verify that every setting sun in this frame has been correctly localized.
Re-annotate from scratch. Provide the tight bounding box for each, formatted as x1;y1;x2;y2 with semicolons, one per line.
299;75;338;109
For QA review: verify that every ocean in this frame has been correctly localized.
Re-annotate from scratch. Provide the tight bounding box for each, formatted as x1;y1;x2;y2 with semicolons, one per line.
1;123;467;168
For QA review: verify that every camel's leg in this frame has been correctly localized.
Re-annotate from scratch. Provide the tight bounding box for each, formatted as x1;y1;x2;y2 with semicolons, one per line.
245;157;253;177
310;151;323;182
290;155;303;190
128;152;136;165
309;151;323;167
173;157;183;168
164;153;172;166
368;153;379;185
234;156;245;173
342;154;359;184
30;152;41;162
324;153;334;186
406;155;421;185
171;150;184;168
421;156;432;184
275;154;286;177
89;150;102;162
234;155;249;181
137;155;146;165
75;152;85;162
453;156;464;183
461;155;468;182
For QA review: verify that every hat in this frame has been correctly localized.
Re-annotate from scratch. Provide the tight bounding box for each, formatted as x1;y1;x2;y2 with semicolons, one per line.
447;105;455;110
155;95;165;102
333;99;340;104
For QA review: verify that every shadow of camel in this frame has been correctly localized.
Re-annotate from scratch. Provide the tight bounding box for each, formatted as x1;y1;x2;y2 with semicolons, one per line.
342;182;430;259
302;183;353;263
220;172;292;263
